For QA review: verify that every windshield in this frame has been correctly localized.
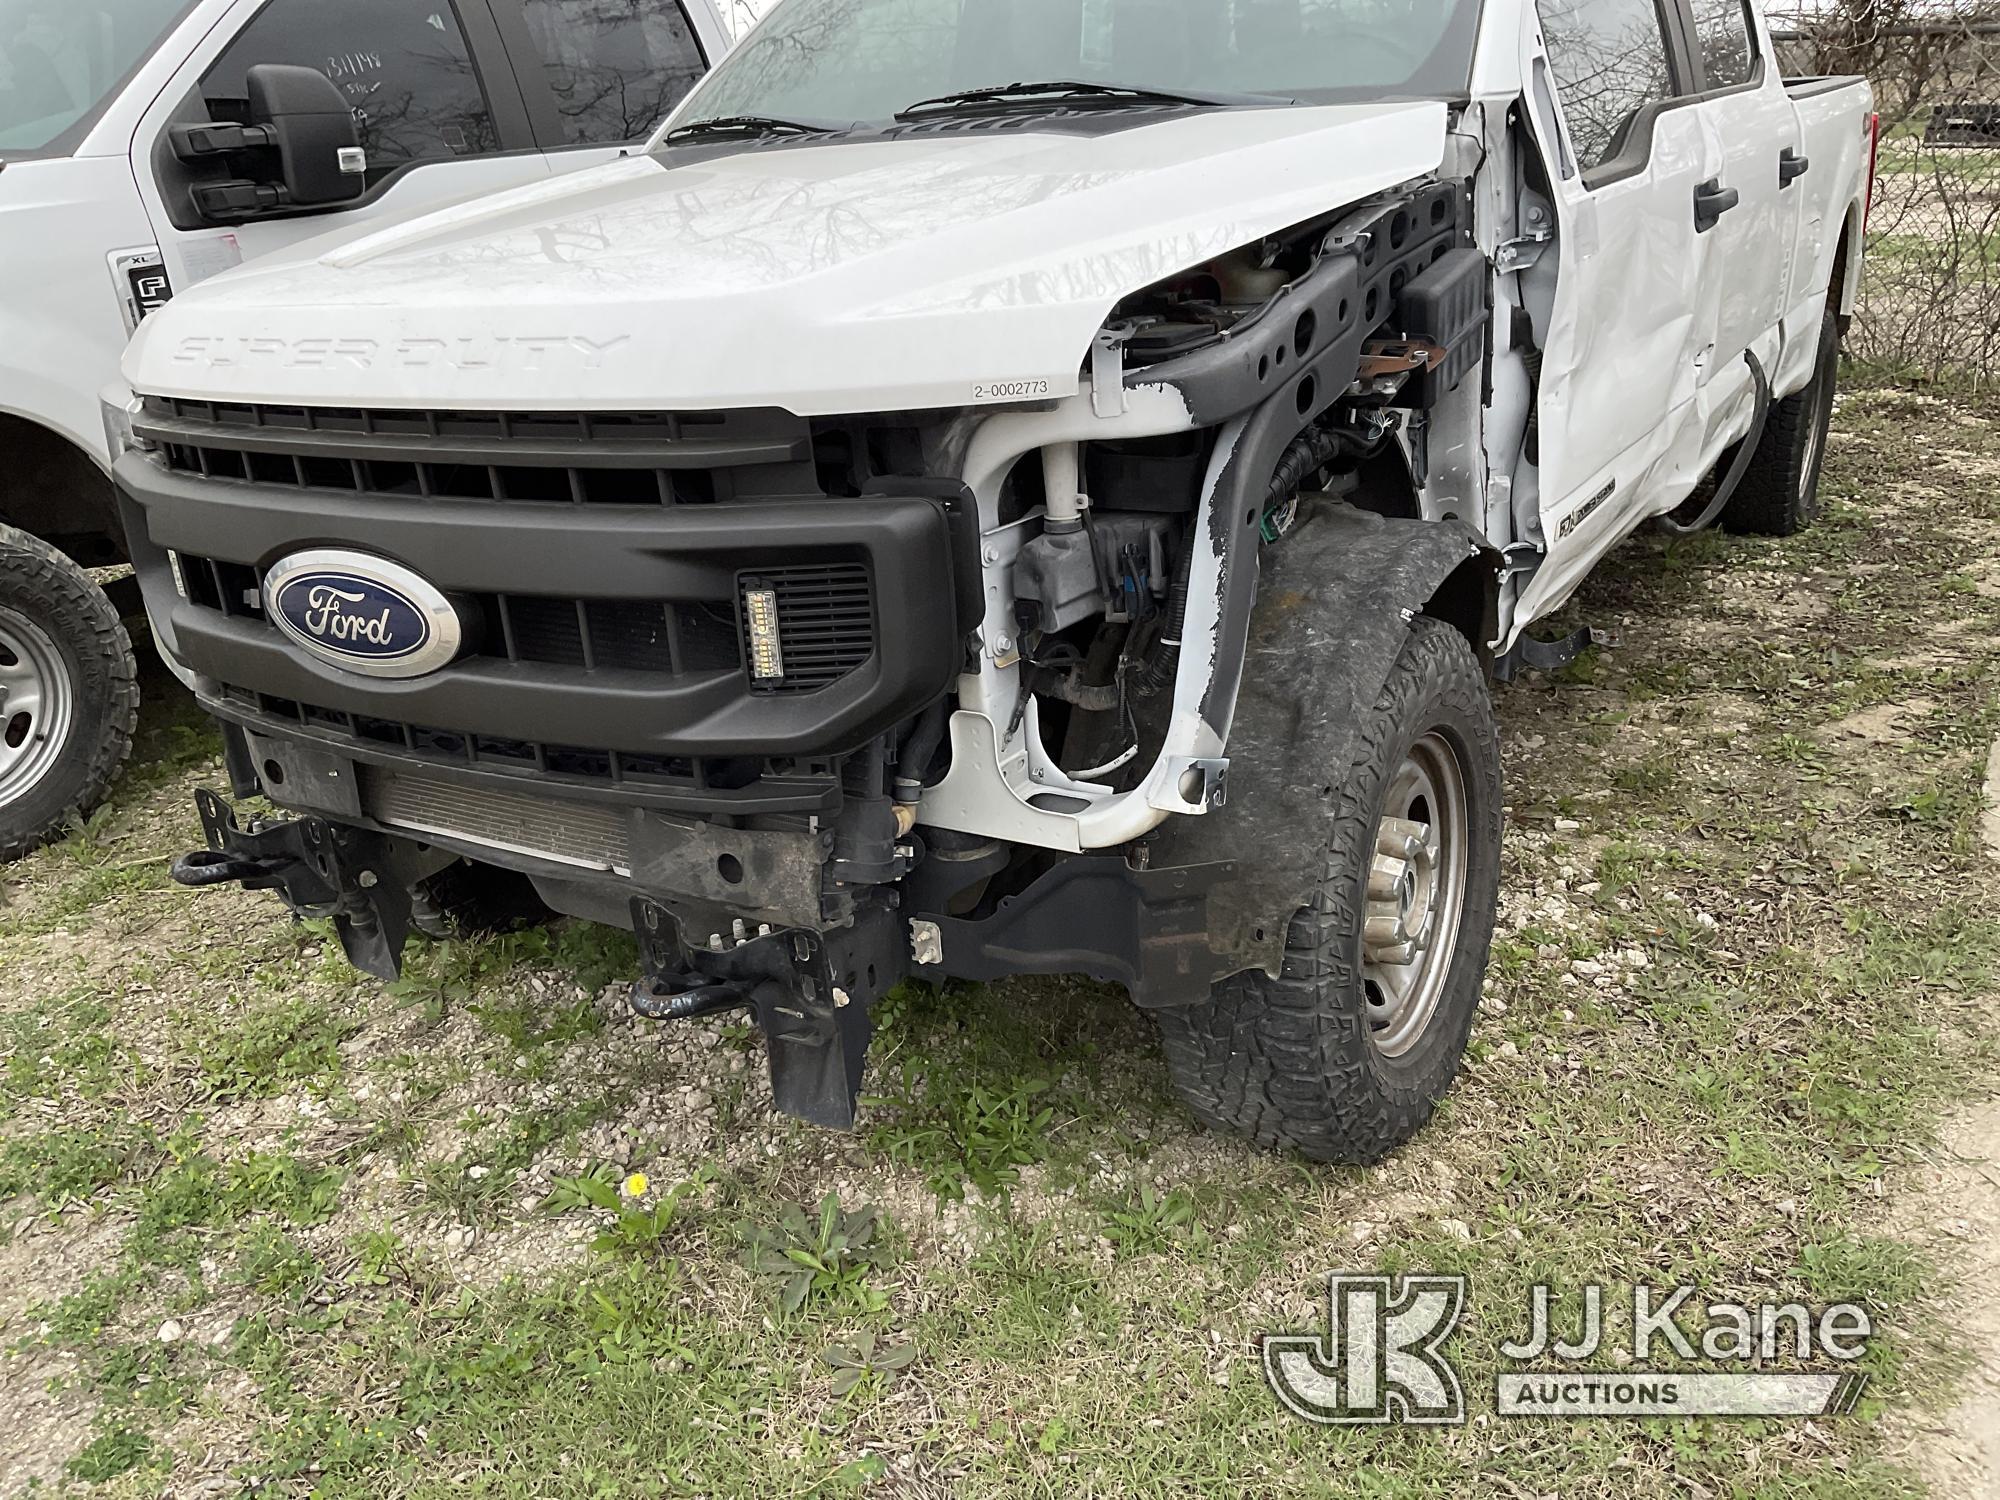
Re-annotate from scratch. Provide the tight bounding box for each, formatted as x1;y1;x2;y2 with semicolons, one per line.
0;0;194;155
665;0;1480;136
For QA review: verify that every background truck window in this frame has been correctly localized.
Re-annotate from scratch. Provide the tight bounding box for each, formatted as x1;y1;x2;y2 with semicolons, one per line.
0;0;194;153
516;0;706;145
1534;0;1676;173
201;0;498;176
1686;0;1755;89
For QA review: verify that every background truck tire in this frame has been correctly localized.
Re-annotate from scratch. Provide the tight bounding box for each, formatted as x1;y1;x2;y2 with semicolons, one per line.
1721;306;1841;537
1156;617;1502;1163
0;526;139;861
409;859;554;941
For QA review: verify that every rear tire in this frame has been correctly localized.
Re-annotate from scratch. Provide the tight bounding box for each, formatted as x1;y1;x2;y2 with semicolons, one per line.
1156;618;1502;1163
0;527;139;861
409;860;553;941
1721;306;1840;537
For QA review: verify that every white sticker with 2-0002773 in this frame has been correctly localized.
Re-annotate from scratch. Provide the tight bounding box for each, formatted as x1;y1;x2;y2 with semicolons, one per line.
971;379;1051;402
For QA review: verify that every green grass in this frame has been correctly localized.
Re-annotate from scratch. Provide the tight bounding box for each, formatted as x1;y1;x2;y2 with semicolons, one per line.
179;994;354;1102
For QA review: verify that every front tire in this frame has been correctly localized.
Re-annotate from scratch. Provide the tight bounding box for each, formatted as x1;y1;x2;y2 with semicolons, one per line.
0;527;139;861
1721;305;1840;537
1157;618;1502;1163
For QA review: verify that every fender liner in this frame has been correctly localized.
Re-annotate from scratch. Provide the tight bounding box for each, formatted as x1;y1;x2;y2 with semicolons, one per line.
1129;180;1472;744
1146;499;1497;986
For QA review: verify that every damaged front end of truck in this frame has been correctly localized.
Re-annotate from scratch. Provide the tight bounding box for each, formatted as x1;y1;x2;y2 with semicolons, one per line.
113;99;1501;1137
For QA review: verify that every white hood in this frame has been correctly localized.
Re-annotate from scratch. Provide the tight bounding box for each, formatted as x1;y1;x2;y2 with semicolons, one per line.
125;102;1447;415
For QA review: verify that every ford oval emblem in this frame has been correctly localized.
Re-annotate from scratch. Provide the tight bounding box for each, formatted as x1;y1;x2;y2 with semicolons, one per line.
264;550;463;679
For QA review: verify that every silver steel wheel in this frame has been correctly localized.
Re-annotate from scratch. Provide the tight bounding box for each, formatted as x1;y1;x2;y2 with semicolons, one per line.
0;607;76;807
1360;730;1470;1057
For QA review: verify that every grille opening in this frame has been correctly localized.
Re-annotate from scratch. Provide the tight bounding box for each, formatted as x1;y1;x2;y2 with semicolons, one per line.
368;460;422;496
246;450;294;486
814;429;855;497
499;596;589;667
495;465;571;503
471;734;539;766
298;454;353;489
672;469;717;505
678;603;742;671
580;467;659;505
180;555;224;612
411;726;468;759
620;751;700;782
704;756;764;790
433;463;493;500
546;746;612;778
199;558;260;617
584;601;674;672
355;715;406;746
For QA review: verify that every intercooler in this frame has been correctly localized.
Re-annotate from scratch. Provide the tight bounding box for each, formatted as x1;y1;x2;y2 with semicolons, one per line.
359;765;634;875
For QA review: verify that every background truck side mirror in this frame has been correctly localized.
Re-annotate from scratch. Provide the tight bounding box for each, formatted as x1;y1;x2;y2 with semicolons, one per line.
168;65;366;223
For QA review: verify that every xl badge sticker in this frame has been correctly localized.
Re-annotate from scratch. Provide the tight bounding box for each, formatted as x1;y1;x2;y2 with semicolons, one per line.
264;550;462;679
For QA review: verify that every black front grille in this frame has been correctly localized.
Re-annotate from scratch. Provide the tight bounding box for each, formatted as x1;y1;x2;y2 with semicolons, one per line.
178;555;745;679
122;396;959;773
145;398;885;698
137;396;816;506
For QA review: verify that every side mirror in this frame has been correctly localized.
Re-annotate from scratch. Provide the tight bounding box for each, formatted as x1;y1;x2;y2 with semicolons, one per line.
168;64;366;222
245;64;366;206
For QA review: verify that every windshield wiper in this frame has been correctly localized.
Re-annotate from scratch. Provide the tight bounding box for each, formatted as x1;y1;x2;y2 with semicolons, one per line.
896;79;1289;121
663;114;848;145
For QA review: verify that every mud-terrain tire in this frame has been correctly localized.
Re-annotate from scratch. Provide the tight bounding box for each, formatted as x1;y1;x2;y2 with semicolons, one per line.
1156;618;1502;1163
0;527;139;861
1721;306;1840;537
409;860;553;940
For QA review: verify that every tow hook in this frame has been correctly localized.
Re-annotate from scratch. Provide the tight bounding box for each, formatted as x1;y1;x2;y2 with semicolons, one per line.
169;789;425;980
629;897;900;1130
628;973;751;1022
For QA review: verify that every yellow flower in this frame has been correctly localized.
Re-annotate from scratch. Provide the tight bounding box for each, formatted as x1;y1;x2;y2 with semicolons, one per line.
622;1171;650;1199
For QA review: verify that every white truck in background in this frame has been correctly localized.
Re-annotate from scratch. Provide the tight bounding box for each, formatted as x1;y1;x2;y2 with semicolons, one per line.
117;0;1873;1162
0;0;728;856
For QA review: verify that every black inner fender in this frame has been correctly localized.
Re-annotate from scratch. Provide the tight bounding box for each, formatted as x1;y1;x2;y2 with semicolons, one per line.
1146;500;1494;983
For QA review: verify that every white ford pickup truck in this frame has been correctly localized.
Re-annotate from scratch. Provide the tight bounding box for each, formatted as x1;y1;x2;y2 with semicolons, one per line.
113;0;1875;1161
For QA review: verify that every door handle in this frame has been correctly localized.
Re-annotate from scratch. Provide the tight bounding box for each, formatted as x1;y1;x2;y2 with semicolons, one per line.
1778;147;1810;187
1694;178;1740;233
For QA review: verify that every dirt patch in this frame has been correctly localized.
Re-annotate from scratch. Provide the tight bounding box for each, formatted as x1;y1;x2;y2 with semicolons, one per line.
1824;698;1940;745
1985;738;2000;863
1892;1094;2000;1499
